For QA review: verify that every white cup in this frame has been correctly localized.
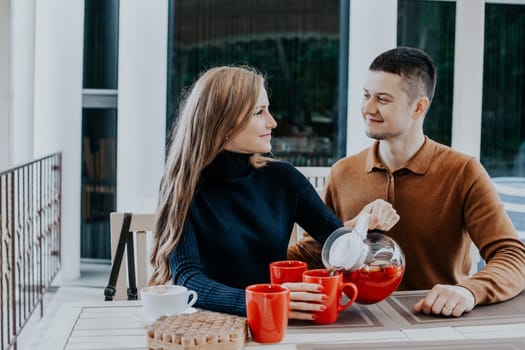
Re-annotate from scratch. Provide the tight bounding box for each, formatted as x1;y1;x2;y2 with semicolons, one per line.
140;285;198;319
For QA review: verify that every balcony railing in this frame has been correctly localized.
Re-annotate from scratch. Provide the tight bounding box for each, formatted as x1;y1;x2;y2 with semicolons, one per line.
0;153;62;350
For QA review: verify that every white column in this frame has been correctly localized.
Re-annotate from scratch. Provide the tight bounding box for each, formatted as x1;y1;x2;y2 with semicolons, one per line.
0;0;12;170
451;0;485;159
117;1;167;213
34;0;84;281
12;0;36;164
347;0;398;156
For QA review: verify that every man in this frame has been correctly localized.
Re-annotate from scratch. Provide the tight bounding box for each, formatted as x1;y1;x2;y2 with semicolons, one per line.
289;47;525;317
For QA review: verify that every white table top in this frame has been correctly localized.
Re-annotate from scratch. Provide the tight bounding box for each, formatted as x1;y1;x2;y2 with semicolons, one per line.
39;291;525;350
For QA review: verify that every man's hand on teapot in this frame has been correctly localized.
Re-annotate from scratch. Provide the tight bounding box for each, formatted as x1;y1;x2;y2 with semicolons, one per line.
344;199;399;232
281;282;327;320
413;284;475;317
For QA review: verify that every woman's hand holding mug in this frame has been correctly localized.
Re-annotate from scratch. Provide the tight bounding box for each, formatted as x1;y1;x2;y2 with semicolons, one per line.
269;260;327;320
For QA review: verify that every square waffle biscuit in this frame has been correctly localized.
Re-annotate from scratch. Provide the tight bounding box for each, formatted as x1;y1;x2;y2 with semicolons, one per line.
147;310;247;350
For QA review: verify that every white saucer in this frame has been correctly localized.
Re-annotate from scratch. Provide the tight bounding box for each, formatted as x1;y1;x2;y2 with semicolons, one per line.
131;307;197;327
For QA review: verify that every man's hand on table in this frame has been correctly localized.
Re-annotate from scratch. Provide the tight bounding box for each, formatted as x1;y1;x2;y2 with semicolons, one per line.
281;282;327;320
413;284;475;317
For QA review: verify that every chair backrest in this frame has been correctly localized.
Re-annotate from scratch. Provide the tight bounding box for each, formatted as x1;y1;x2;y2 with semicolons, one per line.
109;212;156;300
290;167;331;243
296;166;330;194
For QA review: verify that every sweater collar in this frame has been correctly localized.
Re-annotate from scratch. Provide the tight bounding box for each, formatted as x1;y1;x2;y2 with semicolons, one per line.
203;150;253;178
365;136;436;174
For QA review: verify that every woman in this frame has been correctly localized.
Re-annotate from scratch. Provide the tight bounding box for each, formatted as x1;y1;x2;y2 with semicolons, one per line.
149;66;398;319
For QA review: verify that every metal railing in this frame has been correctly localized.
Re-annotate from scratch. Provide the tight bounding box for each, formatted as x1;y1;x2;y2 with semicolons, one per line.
0;153;62;350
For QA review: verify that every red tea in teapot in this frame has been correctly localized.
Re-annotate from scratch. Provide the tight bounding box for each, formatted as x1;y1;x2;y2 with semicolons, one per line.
343;264;404;304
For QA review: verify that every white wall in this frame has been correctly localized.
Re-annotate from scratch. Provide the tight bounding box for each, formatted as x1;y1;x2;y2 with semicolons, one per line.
34;0;84;281
117;0;167;214
347;0;398;155
0;0;12;170
12;0;36;164
451;0;485;159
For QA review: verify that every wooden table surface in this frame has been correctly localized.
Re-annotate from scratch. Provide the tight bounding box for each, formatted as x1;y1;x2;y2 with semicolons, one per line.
39;291;525;350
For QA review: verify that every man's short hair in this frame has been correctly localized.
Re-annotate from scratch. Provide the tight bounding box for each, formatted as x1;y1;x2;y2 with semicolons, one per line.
369;47;436;103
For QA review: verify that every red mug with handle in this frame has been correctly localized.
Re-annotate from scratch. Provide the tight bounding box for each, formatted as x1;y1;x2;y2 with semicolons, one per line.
303;269;358;324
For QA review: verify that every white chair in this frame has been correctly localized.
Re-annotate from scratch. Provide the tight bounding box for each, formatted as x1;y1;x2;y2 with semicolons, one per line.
107;168;331;297
296;166;331;194
107;209;303;299
108;212;156;300
290;167;331;243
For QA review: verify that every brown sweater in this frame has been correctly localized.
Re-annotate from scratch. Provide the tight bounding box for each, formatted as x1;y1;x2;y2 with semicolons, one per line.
288;137;525;305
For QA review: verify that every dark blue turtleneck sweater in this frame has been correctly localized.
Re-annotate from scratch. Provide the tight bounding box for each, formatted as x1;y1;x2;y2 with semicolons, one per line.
169;151;342;315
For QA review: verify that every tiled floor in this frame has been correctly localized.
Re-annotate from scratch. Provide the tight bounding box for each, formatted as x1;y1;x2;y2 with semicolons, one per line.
17;262;111;350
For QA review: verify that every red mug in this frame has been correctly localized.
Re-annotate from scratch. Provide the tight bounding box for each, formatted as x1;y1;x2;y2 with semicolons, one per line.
245;284;290;343
270;260;308;284
302;269;358;324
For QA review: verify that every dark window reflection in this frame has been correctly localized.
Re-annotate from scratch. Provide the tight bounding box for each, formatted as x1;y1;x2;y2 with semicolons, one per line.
482;4;525;177
83;0;119;89
397;0;455;146
81;109;117;259
167;0;348;166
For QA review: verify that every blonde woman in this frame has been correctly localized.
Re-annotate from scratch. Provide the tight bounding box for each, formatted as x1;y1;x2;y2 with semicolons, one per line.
149;66;398;318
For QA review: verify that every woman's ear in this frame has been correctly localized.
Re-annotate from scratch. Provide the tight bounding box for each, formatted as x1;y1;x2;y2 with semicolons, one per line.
412;96;430;120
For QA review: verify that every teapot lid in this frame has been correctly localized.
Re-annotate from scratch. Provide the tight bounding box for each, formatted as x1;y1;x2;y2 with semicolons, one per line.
322;213;370;271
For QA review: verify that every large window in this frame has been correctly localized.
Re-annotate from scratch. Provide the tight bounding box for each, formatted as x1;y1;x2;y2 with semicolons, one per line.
81;0;119;260
167;0;348;166
482;2;525;239
397;0;456;146
83;0;119;89
481;3;525;178
81;109;117;259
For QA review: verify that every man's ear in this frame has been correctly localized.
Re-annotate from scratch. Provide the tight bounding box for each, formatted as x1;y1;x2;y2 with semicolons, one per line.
412;96;430;120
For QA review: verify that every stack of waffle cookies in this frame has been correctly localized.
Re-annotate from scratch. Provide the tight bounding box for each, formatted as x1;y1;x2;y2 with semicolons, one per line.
147;310;247;349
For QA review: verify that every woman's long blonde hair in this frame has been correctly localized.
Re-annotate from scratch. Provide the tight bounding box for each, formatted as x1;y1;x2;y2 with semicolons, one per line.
149;66;270;286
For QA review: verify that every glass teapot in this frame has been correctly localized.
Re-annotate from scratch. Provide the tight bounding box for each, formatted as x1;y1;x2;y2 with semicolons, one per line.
321;213;405;304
